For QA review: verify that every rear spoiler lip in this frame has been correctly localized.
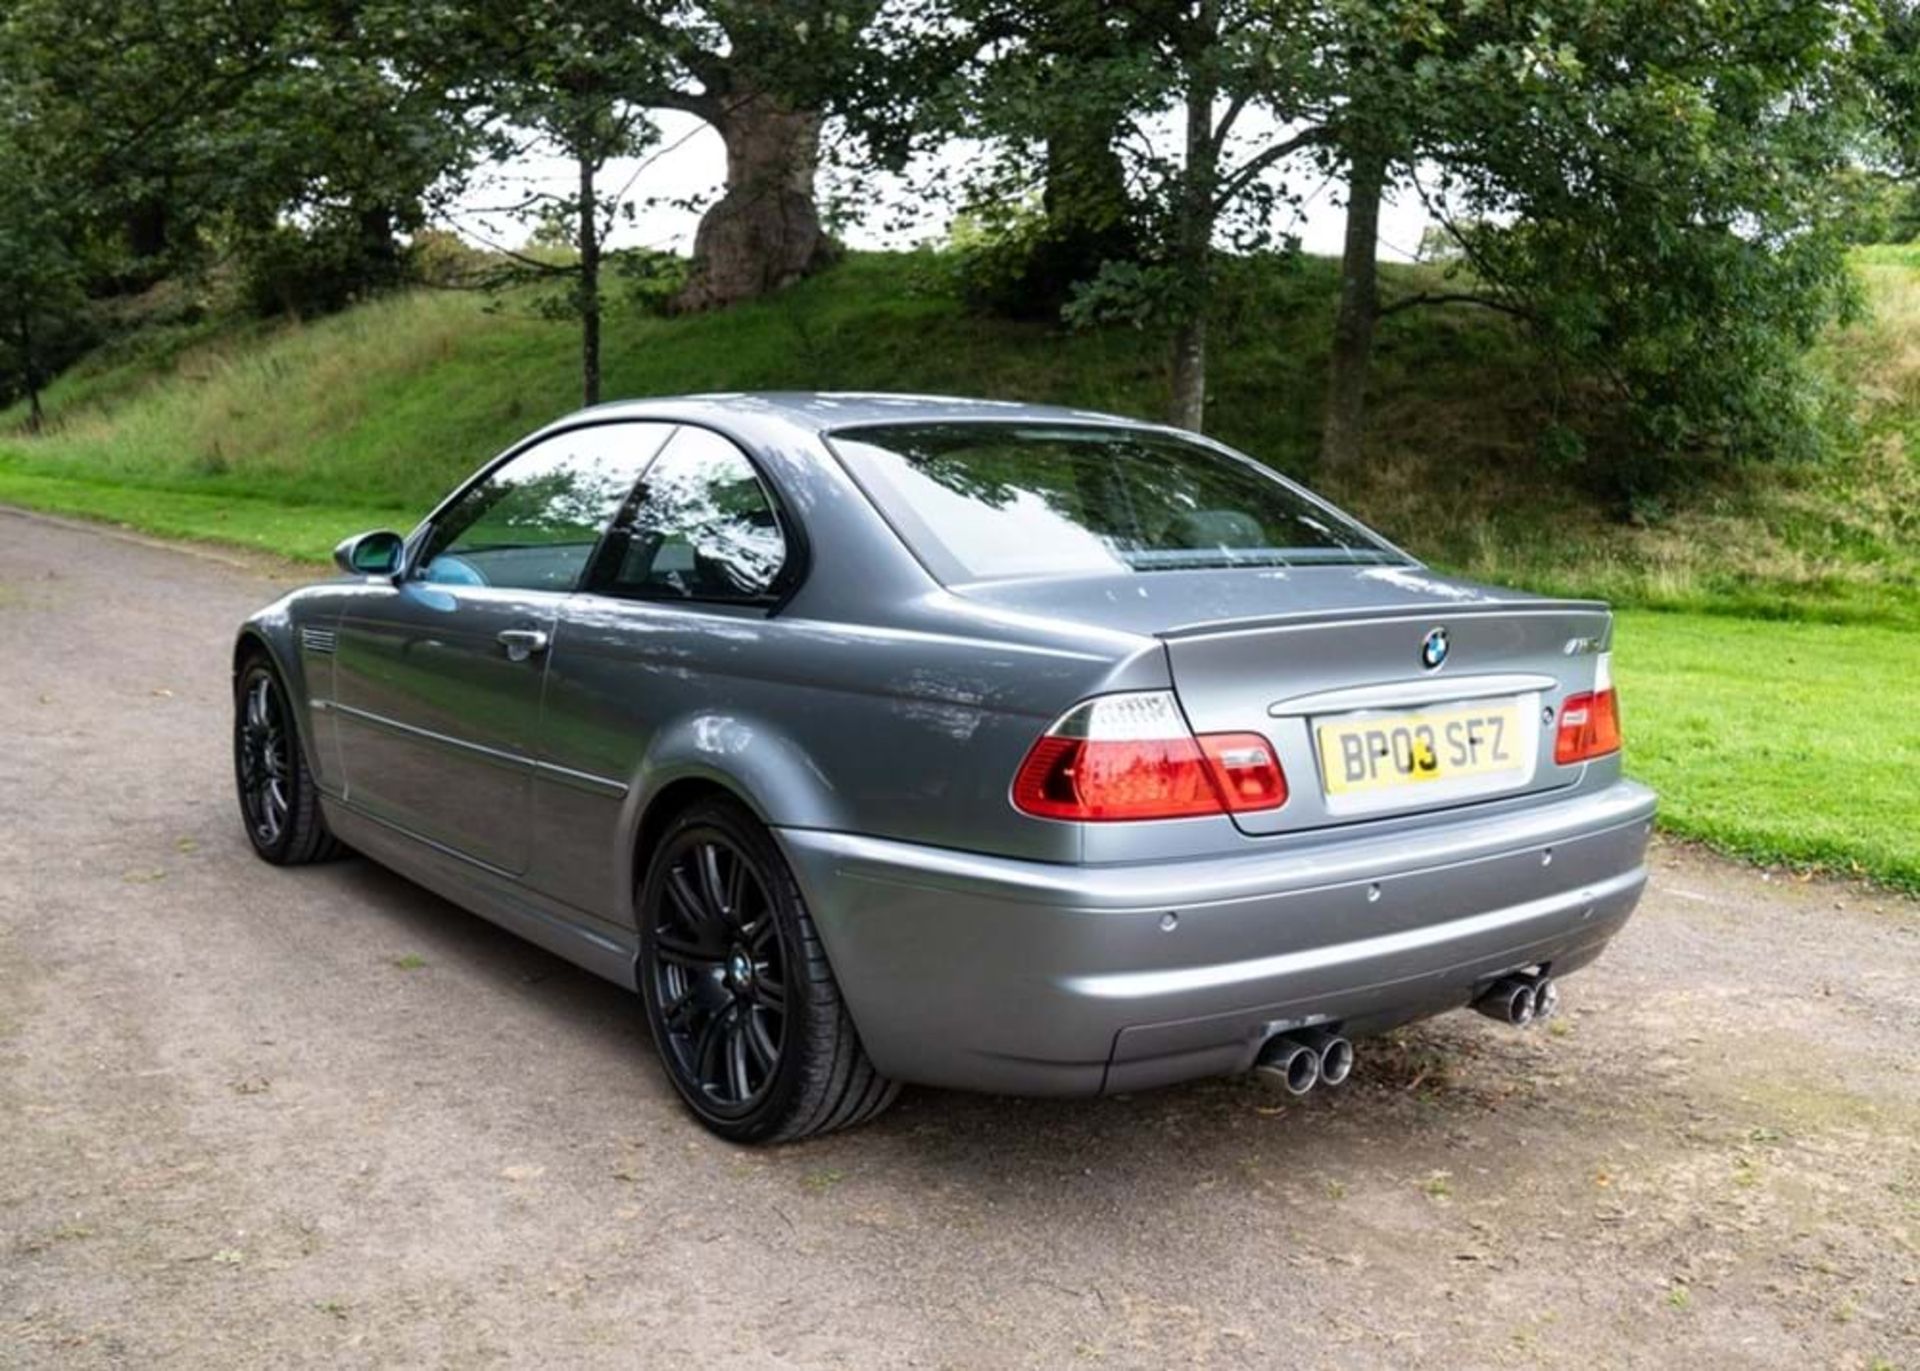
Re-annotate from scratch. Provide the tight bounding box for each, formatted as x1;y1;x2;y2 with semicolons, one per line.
1153;598;1614;643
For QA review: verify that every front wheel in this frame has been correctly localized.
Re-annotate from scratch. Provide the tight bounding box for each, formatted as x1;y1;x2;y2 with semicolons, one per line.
233;655;342;866
637;798;898;1143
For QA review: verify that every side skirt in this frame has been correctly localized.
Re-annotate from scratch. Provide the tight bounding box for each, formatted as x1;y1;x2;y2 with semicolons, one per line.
322;796;639;991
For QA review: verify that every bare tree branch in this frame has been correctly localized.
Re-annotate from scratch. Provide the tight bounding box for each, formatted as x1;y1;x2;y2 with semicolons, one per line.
1214;126;1325;209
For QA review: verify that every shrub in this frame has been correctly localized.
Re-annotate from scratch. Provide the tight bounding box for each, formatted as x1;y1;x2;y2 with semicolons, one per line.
237;213;412;320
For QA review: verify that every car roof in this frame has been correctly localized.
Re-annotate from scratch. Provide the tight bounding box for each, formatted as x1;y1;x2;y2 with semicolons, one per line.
561;391;1174;439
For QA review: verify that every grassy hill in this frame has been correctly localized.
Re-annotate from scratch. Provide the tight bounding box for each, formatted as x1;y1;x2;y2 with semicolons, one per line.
4;249;1916;622
2;248;1915;890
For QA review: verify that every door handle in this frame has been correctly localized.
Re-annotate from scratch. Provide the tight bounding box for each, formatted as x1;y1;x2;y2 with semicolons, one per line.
497;628;550;663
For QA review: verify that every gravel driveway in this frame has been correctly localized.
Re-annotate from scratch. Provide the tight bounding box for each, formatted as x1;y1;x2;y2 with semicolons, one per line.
2;508;1914;1369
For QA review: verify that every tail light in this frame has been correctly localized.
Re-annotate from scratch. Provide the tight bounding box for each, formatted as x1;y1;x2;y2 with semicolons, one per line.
1012;691;1287;821
1556;655;1623;764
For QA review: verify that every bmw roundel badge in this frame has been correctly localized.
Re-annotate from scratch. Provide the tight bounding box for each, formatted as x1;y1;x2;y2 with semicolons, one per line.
1420;627;1450;671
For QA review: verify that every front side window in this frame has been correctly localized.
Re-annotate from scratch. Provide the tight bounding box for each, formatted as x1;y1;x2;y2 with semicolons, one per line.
603;427;789;603
417;423;672;592
826;422;1404;583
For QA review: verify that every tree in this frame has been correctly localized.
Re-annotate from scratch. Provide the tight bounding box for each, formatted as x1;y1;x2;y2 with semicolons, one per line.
0;119;87;431
223;1;482;313
450;2;893;331
455;2;667;405
1;0;478;307
1310;1;1449;473
0;0;287;287
1854;0;1920;238
1868;0;1920;176
617;2;888;311
1381;0;1875;494
0;11;97;428
1248;0;1876;491
957;0;1325;430
0;0;483;424
930;1;1146;318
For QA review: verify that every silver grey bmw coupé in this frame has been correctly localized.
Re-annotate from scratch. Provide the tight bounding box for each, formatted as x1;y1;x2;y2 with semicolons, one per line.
232;393;1654;1141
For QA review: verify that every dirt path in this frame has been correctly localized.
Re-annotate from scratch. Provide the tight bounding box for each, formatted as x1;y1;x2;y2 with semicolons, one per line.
2;507;1914;1370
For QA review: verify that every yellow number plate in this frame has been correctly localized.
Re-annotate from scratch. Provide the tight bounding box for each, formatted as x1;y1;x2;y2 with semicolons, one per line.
1316;700;1526;797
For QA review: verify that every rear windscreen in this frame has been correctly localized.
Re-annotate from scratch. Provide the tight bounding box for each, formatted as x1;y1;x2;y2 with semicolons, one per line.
826;422;1404;583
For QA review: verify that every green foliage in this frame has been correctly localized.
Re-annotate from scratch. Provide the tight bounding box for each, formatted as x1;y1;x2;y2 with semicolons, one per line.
919;3;1158;316
946;199;1138;321
925;2;1323;354
236;215;414;321
1862;0;1920;175
411;230;495;289
0;53;92;423
612;249;694;318
1831;167;1920;245
1409;0;1876;499
929;0;1890;477
1062;259;1198;334
8;0;467;257
0;0;485;408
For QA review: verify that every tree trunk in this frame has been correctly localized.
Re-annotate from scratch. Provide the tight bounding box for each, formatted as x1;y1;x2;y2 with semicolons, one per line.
1043;113;1132;244
109;195;171;293
1320;148;1386;474
126;197;169;261
996;111;1138;322
1170;314;1207;432
355;203;403;292
969;102;1133;323
19;310;43;434
578;150;602;408
676;87;833;312
1168;4;1220;433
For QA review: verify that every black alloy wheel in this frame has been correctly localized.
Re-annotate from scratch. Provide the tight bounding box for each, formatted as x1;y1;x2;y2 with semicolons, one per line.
649;832;790;1115
233;655;341;866
637;797;898;1142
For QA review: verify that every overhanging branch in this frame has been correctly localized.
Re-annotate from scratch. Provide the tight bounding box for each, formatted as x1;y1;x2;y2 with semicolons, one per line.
1214;126;1324;209
1377;291;1535;321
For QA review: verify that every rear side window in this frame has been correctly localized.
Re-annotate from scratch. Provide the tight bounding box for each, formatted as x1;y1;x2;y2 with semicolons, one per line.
603;427;789;603
826;422;1402;583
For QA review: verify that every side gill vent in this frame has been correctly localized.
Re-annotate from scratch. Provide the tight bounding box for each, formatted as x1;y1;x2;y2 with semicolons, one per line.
299;626;338;656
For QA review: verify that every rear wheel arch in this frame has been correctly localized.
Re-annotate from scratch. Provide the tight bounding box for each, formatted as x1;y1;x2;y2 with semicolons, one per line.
625;716;850;901
629;774;792;919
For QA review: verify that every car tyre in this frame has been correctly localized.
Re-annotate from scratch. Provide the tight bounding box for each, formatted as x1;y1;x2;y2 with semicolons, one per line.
233;654;343;866
638;797;899;1143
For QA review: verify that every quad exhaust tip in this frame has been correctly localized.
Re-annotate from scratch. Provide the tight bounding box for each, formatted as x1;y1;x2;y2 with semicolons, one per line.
1254;1029;1354;1094
1532;976;1560;1022
1254;1036;1321;1095
1295;1028;1354;1087
1474;973;1559;1028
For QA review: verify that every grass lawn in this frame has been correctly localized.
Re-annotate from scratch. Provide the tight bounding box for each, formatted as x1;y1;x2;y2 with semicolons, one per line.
0;464;408;564
1613;611;1919;893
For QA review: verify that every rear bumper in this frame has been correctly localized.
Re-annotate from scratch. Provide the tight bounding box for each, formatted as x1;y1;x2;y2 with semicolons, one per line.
777;779;1656;1096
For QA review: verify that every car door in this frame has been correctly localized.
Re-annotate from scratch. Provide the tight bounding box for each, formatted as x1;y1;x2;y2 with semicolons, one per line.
528;425;798;916
332;421;675;873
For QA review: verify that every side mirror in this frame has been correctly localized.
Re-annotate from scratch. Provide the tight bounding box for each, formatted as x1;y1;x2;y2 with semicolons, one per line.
334;529;406;579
